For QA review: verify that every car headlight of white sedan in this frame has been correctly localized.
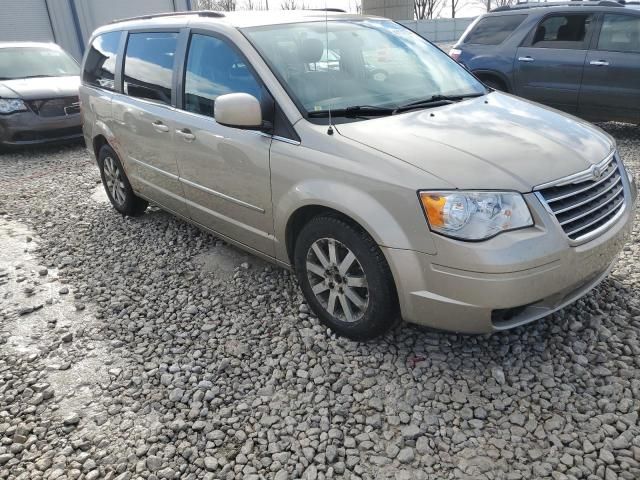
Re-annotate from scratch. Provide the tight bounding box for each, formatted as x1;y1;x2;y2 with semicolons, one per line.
0;98;28;114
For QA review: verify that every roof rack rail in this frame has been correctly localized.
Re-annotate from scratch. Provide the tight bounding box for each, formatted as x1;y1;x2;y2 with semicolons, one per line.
307;8;347;13
110;10;224;24
492;0;624;11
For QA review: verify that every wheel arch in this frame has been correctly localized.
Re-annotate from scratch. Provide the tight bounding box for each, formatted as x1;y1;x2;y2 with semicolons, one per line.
285;205;359;267
279;181;434;265
92;134;109;160
473;69;511;92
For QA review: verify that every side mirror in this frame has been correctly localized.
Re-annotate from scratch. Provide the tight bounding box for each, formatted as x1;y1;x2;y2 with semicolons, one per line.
214;93;263;130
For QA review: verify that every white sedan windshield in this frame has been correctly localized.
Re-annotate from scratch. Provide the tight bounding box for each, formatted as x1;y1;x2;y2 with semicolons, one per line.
244;19;485;116
0;47;79;80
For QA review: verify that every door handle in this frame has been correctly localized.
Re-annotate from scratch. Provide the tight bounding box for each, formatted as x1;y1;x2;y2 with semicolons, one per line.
152;121;169;133
176;128;196;142
589;60;609;66
518;56;535;62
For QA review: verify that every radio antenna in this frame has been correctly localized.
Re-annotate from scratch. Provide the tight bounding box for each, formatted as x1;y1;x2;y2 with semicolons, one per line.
325;2;334;135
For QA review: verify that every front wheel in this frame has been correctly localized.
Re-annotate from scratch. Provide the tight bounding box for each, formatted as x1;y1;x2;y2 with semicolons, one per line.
294;215;399;340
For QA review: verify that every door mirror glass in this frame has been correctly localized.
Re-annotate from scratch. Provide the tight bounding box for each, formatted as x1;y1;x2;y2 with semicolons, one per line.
214;93;263;129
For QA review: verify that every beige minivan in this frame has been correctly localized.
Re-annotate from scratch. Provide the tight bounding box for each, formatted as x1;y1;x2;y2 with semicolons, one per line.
80;10;637;340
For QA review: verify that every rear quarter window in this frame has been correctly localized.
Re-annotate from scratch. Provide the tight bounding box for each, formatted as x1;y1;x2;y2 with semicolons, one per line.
83;31;121;91
463;14;527;45
123;32;178;105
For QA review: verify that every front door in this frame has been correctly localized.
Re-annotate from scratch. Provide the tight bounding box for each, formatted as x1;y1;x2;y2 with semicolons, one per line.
172;32;275;257
579;13;640;123
514;13;595;114
110;31;189;218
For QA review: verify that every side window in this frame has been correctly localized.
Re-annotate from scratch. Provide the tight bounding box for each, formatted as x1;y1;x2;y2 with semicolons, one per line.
597;15;640;54
531;14;593;49
184;34;262;118
123;32;178;105
83;31;121;90
463;15;527;45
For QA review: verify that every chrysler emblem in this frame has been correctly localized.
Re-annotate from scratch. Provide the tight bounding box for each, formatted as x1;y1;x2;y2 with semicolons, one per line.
590;165;602;181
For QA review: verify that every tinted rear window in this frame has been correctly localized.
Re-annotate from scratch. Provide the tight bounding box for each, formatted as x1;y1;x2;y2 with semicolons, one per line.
464;15;527;45
123;32;178;105
597;14;640;53
83;32;121;90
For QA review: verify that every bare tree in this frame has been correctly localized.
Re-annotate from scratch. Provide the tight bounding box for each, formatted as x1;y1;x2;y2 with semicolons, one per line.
350;0;362;14
450;0;464;18
475;0;514;12
192;0;236;10
281;0;298;9
414;0;445;19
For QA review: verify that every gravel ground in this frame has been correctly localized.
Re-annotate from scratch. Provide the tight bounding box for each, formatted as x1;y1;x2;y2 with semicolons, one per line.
0;122;639;480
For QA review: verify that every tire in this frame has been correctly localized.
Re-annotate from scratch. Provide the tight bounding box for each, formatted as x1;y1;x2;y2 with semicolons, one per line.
293;215;399;341
481;76;507;92
98;144;148;216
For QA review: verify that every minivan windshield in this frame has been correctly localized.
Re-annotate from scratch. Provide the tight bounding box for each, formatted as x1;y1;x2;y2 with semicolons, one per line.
243;19;486;120
0;47;79;80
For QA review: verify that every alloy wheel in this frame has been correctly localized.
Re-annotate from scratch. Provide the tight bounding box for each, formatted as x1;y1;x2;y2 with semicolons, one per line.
103;156;126;206
306;238;369;323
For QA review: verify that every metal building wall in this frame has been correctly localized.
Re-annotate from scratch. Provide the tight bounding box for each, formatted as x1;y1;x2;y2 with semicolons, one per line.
0;0;56;43
72;0;190;55
0;0;191;60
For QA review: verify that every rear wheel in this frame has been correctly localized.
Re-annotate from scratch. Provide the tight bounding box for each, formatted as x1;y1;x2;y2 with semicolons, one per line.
98;144;148;216
294;215;399;340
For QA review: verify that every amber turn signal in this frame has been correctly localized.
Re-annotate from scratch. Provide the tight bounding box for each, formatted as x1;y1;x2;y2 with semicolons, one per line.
419;192;446;227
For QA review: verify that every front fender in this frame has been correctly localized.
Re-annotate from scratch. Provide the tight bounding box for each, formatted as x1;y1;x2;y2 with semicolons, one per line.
274;179;437;263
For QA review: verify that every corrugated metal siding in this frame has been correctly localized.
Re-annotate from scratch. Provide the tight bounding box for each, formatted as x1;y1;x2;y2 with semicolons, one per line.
74;0;177;43
0;0;55;43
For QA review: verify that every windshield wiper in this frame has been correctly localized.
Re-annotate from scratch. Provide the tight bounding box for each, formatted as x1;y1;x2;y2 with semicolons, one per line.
19;75;54;79
308;105;395;118
306;93;485;119
393;93;485;114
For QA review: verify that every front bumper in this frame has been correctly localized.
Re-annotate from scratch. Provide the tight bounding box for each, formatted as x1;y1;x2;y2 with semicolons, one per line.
385;177;637;334
0;110;82;147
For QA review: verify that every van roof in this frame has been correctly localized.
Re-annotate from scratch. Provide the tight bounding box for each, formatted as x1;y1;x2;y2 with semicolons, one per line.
105;9;373;31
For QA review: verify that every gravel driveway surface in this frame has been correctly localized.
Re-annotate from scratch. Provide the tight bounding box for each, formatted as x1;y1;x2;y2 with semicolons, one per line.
0;123;639;480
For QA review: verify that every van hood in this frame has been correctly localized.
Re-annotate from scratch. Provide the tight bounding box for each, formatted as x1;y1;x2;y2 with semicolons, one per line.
335;92;614;191
0;76;80;100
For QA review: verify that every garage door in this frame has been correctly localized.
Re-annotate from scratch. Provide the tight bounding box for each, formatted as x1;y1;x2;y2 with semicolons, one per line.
0;0;55;43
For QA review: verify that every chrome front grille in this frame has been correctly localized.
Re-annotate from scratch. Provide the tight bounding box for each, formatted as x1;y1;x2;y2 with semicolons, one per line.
536;153;626;242
27;96;80;117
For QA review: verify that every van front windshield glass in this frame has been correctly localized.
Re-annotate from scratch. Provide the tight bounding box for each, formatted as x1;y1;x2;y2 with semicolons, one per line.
243;19;485;118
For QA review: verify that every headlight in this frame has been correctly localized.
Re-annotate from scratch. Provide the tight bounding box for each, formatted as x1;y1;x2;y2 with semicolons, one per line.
0;98;28;114
419;190;533;240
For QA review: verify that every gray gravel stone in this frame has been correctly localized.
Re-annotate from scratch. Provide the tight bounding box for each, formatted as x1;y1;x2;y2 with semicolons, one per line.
63;412;80;426
397;447;415;464
203;457;218;471
0;125;639;480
